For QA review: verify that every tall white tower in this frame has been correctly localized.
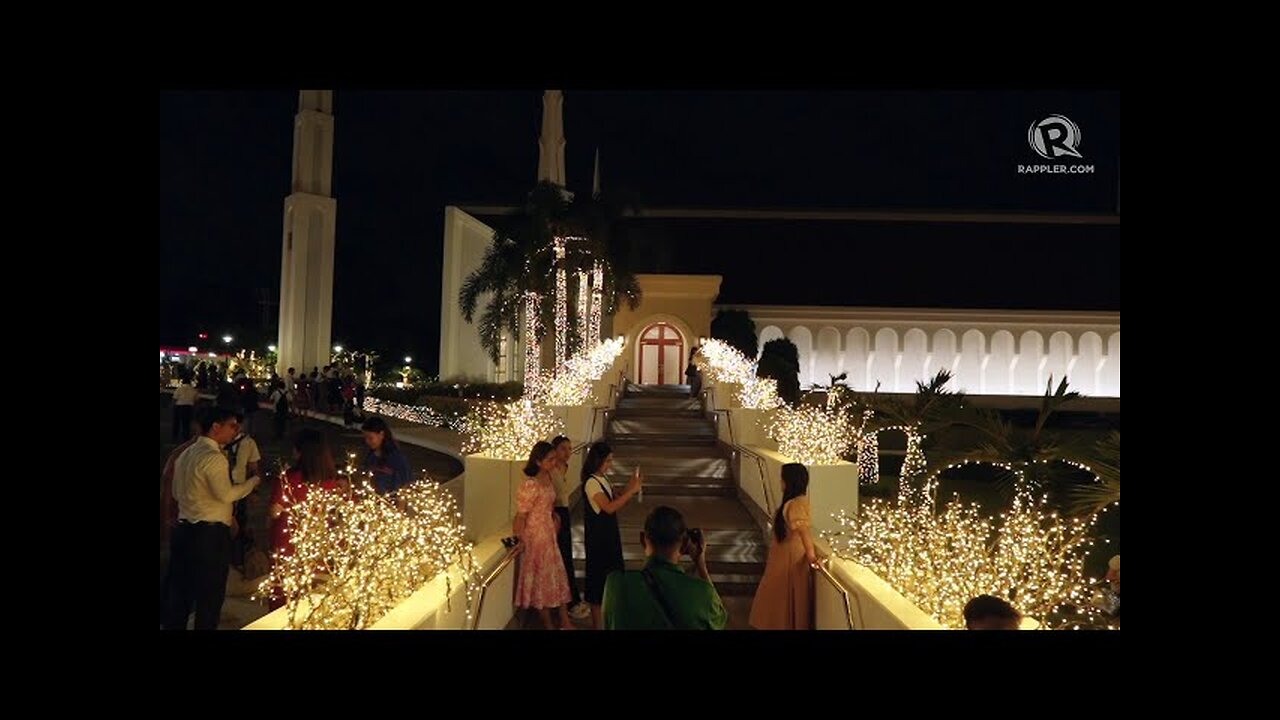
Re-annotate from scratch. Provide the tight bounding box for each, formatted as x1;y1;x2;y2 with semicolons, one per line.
277;90;337;375
537;90;567;188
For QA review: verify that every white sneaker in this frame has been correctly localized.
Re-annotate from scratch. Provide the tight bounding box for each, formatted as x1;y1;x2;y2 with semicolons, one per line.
569;602;591;620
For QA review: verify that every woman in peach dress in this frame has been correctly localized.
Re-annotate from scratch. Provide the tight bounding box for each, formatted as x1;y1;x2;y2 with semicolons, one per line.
749;463;818;630
513;441;574;630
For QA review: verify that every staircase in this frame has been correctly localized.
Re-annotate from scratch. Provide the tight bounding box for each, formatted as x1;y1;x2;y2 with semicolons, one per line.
572;383;767;598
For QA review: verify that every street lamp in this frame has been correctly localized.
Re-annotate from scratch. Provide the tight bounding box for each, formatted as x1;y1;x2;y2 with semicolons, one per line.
222;335;233;345
404;356;412;364
268;345;277;352
334;345;344;353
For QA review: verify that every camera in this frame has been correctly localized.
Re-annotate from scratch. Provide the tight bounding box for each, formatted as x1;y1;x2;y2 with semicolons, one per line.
686;525;706;550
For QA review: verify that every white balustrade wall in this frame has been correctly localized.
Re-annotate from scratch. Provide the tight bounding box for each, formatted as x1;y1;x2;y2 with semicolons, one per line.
727;306;1120;397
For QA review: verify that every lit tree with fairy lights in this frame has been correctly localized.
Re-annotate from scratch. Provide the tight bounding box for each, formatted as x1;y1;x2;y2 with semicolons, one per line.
458;181;642;387
256;475;479;630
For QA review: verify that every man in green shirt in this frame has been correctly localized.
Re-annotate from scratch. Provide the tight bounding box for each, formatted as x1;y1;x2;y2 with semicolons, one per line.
602;505;728;630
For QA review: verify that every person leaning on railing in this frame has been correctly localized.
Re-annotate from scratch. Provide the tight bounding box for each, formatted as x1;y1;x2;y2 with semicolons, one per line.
749;462;818;630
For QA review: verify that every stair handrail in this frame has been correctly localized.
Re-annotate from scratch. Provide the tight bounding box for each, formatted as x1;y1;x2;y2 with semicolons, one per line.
813;553;862;630
470;542;523;630
733;443;775;520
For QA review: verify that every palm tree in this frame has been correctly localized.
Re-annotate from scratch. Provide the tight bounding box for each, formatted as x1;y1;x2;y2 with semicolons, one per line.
458;182;564;365
1069;430;1120;516
951;376;1106;506
458;181;642;366
564;188;643;313
834;369;972;499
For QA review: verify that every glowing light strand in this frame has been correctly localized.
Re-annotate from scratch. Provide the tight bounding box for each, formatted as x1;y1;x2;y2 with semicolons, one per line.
553;237;567;372
523;291;541;393
254;475;479;630
576;270;590;356
589;261;603;347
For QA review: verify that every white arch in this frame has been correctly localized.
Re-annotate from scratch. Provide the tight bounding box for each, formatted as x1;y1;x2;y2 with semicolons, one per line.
931;329;958;383
1014;331;1044;395
956;329;985;393
845;328;871;391
901;329;929;392
1076;332;1104;395
815;327;842;387
1046;331;1073;393
987;331;1015;395
758;325;785;358
870;328;899;392
788;326;815;387
1099;332;1120;396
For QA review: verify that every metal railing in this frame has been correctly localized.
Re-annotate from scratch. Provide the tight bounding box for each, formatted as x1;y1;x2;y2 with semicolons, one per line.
470;543;523;630
703;382;774;519
734;444;775;520
813;555;862;630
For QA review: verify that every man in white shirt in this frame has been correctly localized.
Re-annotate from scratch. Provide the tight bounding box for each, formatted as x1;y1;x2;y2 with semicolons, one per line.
161;406;263;630
172;376;199;442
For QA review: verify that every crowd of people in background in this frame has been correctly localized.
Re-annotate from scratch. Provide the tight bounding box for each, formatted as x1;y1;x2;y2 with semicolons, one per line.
160;361;398;630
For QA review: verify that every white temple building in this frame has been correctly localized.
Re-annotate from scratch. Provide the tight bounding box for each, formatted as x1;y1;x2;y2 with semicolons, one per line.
438;91;1120;401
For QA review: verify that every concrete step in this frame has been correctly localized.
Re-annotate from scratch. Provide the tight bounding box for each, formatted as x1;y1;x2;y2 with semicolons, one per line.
612;407;705;419
607;435;719;447
616;396;704;413
624;384;693;399
608;417;716;436
609;455;731;478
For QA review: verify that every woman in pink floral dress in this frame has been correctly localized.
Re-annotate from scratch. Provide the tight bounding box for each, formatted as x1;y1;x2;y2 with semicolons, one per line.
513;441;575;630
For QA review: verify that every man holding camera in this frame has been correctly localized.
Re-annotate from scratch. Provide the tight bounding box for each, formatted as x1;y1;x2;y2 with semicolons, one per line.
601;505;727;630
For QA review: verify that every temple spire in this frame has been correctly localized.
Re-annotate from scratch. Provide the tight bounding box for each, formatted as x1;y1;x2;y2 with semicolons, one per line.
537;90;567;188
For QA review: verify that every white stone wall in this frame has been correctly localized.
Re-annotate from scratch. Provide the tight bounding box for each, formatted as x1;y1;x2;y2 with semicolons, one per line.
735;306;1120;397
440;207;522;382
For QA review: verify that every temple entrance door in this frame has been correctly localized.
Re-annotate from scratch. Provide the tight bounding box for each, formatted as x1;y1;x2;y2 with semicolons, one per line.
637;322;685;385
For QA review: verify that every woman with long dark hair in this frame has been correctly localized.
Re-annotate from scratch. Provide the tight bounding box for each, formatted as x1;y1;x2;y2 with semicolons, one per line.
581;440;642;629
513;441;575;630
268;428;345;609
549;436;590;620
360;417;413;494
749;463;817;630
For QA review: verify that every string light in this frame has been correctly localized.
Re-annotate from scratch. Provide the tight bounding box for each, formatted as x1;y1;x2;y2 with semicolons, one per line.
857;433;879;486
697;339;782;409
589;260;603;347
525;337;625;407
254;476;479;630
766;404;858;466
362;397;469;432
897;427;929;506
576;270;590;356
826;467;1115;630
523;290;541;391
554;236;567;372
460;398;565;460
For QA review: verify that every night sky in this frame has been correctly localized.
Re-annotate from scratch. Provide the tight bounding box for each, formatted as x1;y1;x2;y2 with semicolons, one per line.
160;90;1120;375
